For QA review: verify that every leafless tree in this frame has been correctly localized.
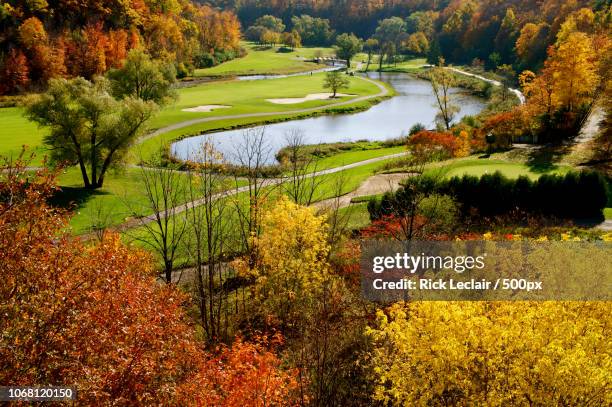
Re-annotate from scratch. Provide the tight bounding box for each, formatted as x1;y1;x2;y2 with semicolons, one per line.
282;129;326;206
231;128;277;268
320;171;353;252
185;138;236;343
378;151;455;241
125;154;189;283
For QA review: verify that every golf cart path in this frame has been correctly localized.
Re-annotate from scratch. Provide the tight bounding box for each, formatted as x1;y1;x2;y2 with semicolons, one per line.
103;151;409;236
447;67;526;104
140;75;389;142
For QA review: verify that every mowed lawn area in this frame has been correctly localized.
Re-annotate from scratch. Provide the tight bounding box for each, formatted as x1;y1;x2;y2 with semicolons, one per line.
0;107;48;166
429;158;572;179
194;42;335;77
55;166;246;235
0;72;383;161
149;72;382;130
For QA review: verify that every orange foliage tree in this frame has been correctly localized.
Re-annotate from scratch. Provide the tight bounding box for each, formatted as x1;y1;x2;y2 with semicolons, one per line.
0;0;242;93
0;154;298;406
0;49;30;94
407;130;461;160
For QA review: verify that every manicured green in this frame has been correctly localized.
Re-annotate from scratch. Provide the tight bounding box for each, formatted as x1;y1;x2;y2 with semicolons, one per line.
1;72;384;166
605;208;612;220
306;145;405;172
149;72;381;130
431;158;571;179
360;57;427;73
194;42;335;77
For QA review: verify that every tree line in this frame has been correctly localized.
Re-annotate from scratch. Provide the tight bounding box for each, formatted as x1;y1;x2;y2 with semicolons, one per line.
0;0;241;94
218;0;611;71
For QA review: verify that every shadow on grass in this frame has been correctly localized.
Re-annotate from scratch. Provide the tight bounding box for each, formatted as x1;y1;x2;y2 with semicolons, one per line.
49;186;109;211
525;144;572;173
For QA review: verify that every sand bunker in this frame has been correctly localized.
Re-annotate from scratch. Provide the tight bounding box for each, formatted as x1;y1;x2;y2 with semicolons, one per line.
267;93;354;105
182;105;231;113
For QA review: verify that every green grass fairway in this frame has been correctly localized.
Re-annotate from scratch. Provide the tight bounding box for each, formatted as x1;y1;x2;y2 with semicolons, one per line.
605;208;612;220
0;73;383;164
55;167;244;235
0;107;47;166
312;146;405;171
360;57;427;72
424;158;572;180
150;72;381;130
194;42;335;77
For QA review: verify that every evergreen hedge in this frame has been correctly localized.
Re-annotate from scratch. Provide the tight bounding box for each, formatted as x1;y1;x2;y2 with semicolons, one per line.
368;171;608;220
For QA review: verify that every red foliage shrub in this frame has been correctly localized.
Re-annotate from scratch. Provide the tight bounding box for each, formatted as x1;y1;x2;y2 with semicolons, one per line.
407;130;461;160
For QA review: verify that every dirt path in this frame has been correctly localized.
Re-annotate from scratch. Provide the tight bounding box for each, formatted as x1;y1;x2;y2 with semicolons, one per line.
139;75;389;142
314;172;412;210
447;67;526;104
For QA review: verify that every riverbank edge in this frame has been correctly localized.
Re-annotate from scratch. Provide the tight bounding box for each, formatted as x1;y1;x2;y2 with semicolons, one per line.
149;79;396;164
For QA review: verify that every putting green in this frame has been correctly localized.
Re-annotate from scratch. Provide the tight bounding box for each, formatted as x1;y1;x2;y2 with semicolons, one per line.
433;159;571;179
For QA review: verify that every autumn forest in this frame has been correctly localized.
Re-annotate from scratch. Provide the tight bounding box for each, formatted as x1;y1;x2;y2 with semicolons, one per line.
1;0;611;406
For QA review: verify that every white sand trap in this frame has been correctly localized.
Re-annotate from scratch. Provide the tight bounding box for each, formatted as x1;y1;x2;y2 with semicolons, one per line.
182;105;231;113
267;93;354;105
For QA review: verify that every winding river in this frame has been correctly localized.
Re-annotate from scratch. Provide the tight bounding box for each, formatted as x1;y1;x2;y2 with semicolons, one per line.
171;72;486;164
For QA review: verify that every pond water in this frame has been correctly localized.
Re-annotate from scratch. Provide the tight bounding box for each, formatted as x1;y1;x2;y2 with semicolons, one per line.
171;72;486;164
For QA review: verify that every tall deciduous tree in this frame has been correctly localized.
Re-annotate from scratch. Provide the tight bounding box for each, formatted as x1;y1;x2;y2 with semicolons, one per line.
107;49;177;105
363;38;379;71
25;77;156;189
335;33;362;68
548;32;598;112
0;49;30;94
374;17;408;70
429;61;459;130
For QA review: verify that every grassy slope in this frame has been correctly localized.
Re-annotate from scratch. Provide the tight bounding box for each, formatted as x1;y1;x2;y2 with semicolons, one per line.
313;146;405;171
357;56;427;73
194;43;335;77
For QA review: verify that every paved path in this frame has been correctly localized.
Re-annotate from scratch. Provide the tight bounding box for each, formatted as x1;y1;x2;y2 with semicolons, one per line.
104;151;409;236
447;67;526;104
139;75;389;143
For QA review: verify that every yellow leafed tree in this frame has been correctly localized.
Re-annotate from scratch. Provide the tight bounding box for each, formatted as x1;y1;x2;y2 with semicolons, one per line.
367;302;611;406
548;32;598;112
234;196;332;329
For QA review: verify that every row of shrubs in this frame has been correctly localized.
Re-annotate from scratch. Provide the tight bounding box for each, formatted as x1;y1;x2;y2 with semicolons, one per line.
369;171;609;220
193;48;247;69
